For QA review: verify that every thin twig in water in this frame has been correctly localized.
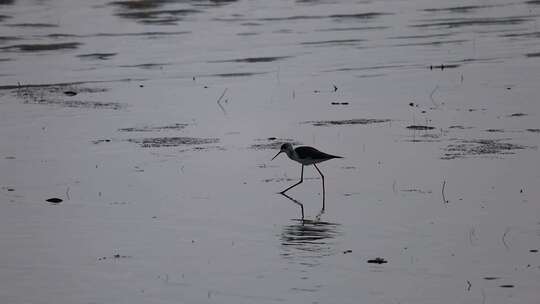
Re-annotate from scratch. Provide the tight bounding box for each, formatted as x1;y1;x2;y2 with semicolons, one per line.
216;88;228;115
502;227;511;250
467;280;472;291
430;85;439;108
66;186;71;200
442;180;448;203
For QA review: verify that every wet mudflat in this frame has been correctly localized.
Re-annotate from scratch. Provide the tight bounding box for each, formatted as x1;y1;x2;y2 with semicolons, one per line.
1;0;540;303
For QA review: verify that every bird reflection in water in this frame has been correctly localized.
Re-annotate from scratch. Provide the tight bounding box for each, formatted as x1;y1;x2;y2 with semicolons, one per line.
279;193;341;266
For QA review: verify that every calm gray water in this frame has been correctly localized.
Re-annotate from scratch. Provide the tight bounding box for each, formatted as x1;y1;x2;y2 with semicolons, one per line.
1;0;540;303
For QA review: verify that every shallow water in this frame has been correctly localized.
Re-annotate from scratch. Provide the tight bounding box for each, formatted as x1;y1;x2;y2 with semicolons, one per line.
1;0;540;303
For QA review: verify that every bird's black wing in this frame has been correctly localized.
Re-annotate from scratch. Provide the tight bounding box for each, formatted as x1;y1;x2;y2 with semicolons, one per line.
295;146;342;160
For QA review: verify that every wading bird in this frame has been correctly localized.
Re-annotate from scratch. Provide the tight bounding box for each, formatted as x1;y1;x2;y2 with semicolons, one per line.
272;143;342;210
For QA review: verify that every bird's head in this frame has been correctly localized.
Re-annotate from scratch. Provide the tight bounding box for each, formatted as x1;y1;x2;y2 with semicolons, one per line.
271;143;293;160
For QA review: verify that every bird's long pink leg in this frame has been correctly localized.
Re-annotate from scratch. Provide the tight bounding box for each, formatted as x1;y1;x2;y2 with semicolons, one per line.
280;165;303;194
313;164;325;210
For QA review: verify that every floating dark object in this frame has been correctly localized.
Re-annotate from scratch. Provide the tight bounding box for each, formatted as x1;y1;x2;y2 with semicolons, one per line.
508;113;527;117
333;84;338;92
483;277;500;280
64;91;77;96
267;137;277;140
304;118;391;126
407;125;435;130
46;197;63;203
409;102;415;107
499;285;514;288
530;249;538;253
367;257;387;264
340;102;349;105
343;249;352;254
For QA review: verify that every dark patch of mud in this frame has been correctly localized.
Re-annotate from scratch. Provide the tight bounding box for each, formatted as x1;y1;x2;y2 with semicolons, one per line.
210;72;267;78
392;39;468;47
250;138;302;150
209;56;291;63
412;16;532;28
127;137;219;148
442;138;532;159
422;5;500;13
14;84;123;110
407;125;435;130
0;36;20;44
526;52;540;57
316;26;389;32
95;31;191;38
324;64;415;73
301;39;364;46
449;125;473;130
118;123;188;132
7;23;59;28
405;133;441;143
111;4;202;25
258;12;390;22
77;53;117;60
1;42;82;52
119;63;169;69
388;33;455;40
303;118;391;126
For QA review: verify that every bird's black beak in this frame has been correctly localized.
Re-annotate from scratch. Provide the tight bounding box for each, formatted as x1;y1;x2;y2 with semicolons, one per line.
271;151;283;161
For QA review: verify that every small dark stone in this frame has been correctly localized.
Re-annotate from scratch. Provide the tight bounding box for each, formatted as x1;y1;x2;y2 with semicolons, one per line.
409;102;415;107
46;197;63;203
139;84;144;88
367;257;387;264
64;91;77;96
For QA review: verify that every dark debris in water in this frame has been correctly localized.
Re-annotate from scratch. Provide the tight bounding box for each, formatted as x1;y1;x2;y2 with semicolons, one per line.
14;84;122;110
128;137;219;148
499;284;514;288
77;53;117;60
526;129;540;133
1;42;82;52
367;257;387;264
407;125;435;130
483;277;500;280
442;138;531;159
209;56;291;63
118;123;189;132
507;112;527;117
303;118;391;127
46;198;63;204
